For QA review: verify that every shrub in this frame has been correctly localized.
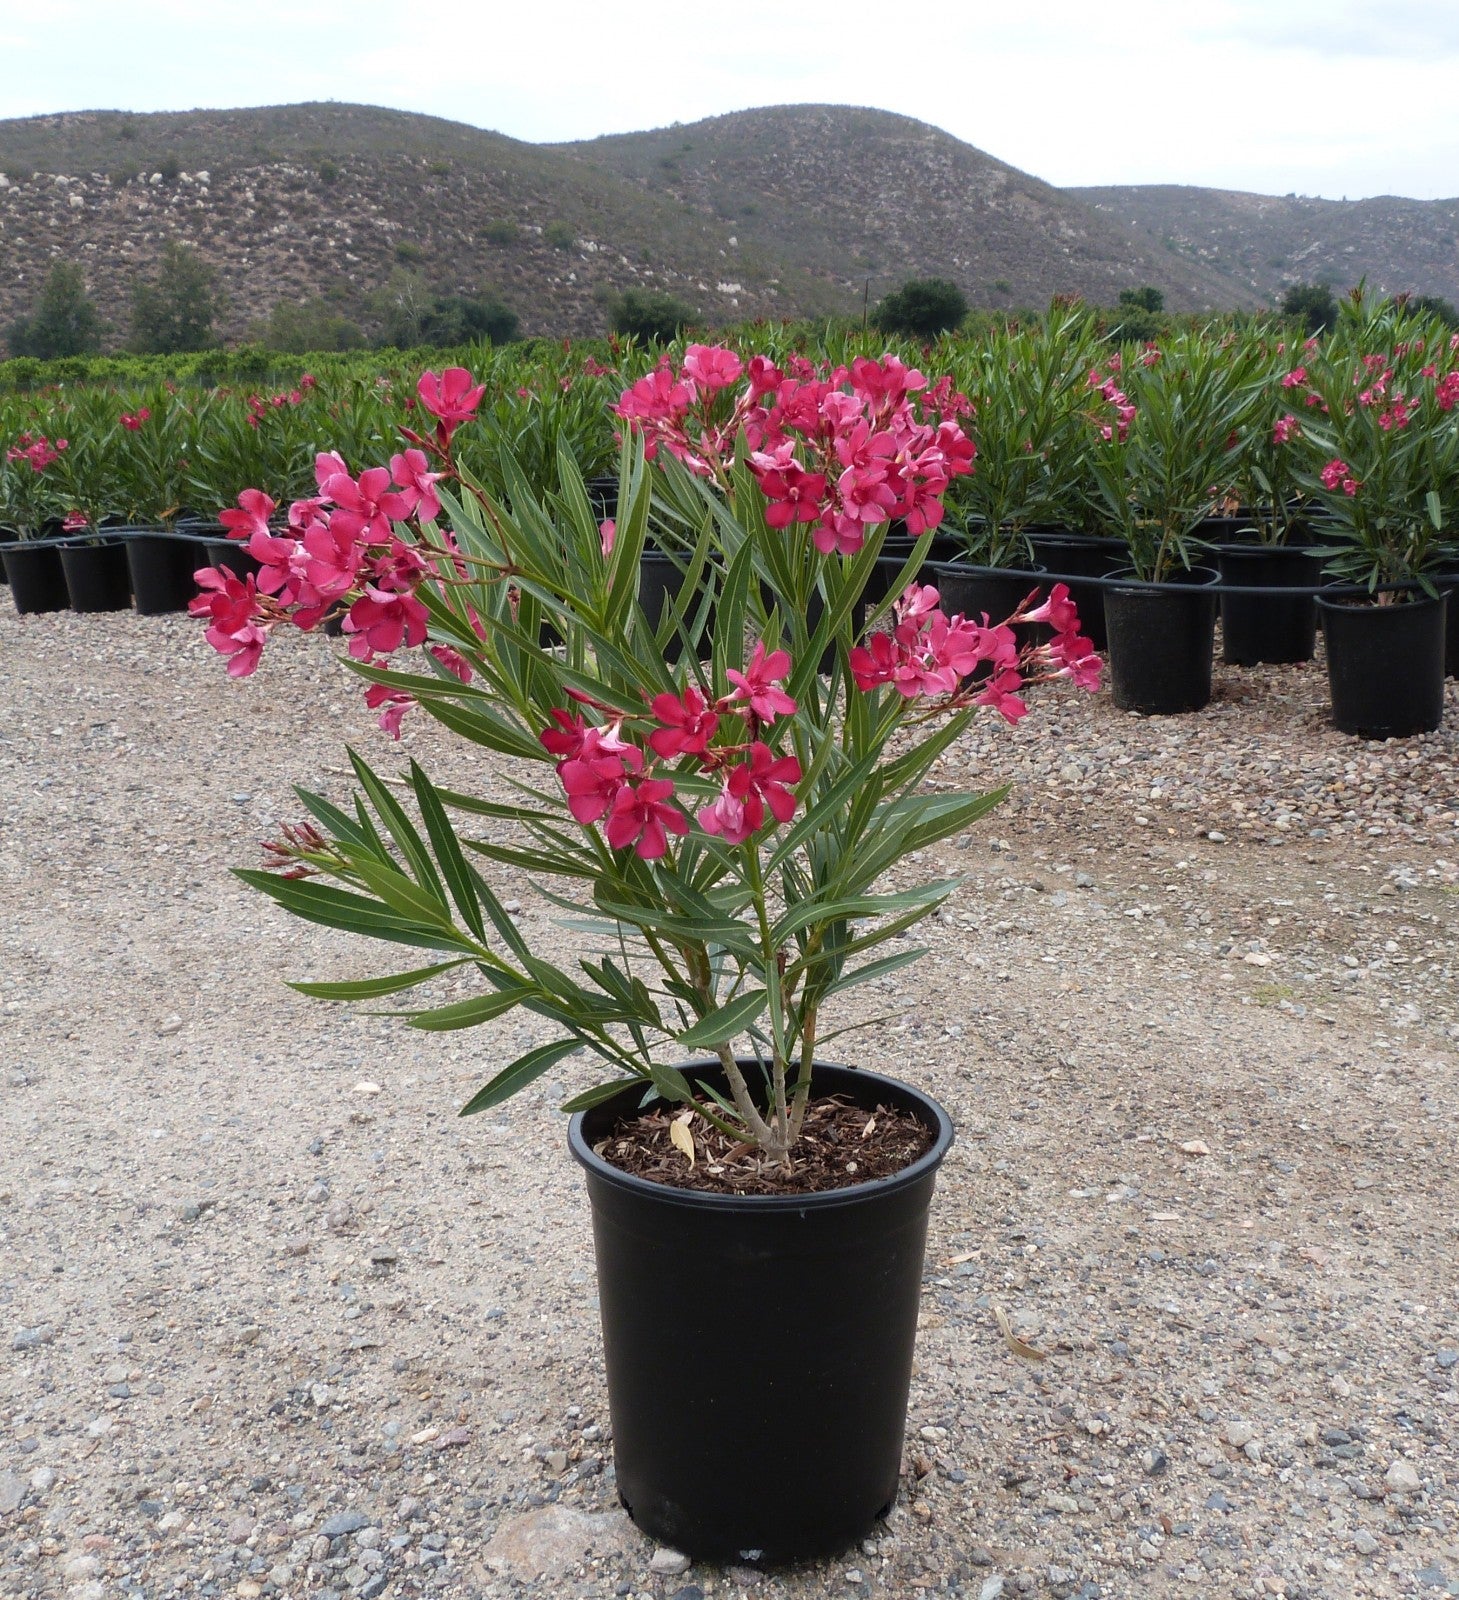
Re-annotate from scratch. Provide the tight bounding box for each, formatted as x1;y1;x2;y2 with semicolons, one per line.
482;219;519;246
610;288;698;343
544;221;576;251
872;278;968;339
1281;282;1339;336
7;262;105;359
158;154;181;184
394;240;424;265
258;298;367;353
317;159;340;186
130;241;223;354
1118;286;1164;313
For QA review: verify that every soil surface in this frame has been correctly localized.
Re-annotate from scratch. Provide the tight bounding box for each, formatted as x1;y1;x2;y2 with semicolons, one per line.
2;607;1458;1600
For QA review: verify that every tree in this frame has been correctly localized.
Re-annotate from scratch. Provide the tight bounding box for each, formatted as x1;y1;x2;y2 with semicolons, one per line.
257;297;366;353
871;278;968;339
130;241;223;353
1281;282;1338;336
610;288;698;343
1118;286;1164;313
369;270;519;348
6;261;104;358
1409;293;1459;328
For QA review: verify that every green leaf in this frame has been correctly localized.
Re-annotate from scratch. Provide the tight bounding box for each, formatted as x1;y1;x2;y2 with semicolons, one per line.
403;988;524;1031
234;870;476;953
457;1039;585;1116
288;959;469;1000
409;760;486;941
560;1077;644;1114
675;988;769;1050
346;748;445;902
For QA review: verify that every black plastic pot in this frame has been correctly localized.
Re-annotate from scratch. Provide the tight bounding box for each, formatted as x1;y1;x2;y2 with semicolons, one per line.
1317;591;1447;738
126;532;199;615
638;547;713;662
59;538;133;613
1025;531;1124;651
203;539;263;585
1104;567;1220;715
1215;543;1320;666
569;1060;954;1564
862;530;961;613
3;539;69;615
1436;564;1459;681
930;562;1052;667
584;475;619;521
0;525;17;584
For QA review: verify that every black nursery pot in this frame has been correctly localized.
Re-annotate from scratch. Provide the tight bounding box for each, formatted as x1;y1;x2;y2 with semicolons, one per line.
1317;591;1447;739
1215;543;1320;666
569;1060;954;1565
126;532;199;615
1104;567;1220;715
1437;564;1459;681
862;529;962;612
638;546;713;662
3;539;69;615
203;539;264;585
59;538;133;613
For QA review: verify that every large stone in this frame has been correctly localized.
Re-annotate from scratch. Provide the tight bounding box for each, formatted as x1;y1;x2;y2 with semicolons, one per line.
319;1510;372;1538
0;1470;24;1514
482;1504;634;1579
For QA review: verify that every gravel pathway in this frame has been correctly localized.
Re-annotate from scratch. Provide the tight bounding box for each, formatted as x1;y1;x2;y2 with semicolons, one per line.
2;609;1457;1600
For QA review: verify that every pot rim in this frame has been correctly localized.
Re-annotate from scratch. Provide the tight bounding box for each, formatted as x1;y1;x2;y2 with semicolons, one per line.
568;1058;954;1214
1106;564;1220;593
1315;584;1446;612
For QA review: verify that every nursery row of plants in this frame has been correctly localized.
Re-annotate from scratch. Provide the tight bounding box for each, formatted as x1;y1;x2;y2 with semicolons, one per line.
4;292;1457;736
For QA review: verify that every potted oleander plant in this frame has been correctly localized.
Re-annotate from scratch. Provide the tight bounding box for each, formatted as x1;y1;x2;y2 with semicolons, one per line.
1;429;71;613
1286;296;1459;736
192;350;1101;1563
1084;328;1263;713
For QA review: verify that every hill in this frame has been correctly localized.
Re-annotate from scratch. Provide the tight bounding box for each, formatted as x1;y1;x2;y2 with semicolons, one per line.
552;105;1246;314
1072;184;1459;308
0;102;1257;351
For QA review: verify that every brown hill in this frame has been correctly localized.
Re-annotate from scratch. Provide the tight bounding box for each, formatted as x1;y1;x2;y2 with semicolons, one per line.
1072;184;1459;308
553;105;1247;314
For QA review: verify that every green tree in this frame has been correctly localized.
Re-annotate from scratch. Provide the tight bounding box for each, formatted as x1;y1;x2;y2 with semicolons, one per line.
130;241;223;353
1118;286;1164;313
1281;282;1339;336
6;261;104;358
1409;293;1459;327
369;271;519;348
257;297;366;353
610;288;698;343
872;278;968;339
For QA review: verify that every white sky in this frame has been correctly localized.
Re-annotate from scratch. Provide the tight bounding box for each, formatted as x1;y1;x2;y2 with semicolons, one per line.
2;0;1457;200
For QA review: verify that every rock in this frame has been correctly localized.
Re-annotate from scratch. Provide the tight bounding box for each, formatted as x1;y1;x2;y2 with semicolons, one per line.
319;1510;372;1537
268;1564;293;1587
1383;1458;1422;1494
1435;1349;1458;1370
226;1515;255;1543
0;1470;24;1513
1354;1529;1380;1556
355;1527;381;1549
651;1547;692;1575
482;1504;633;1578
980;1578;1007;1600
29;1467;55;1493
1225;1421;1258;1449
670;1588;705;1600
1142;1448;1168;1477
63;1555;101;1580
11;1326;53;1350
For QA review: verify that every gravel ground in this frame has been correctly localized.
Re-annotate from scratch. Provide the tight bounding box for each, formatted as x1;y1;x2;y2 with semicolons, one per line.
2;607;1458;1600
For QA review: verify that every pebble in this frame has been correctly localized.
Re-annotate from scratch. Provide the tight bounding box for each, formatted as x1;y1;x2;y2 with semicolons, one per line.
980;1577;1007;1600
1354;1529;1380;1555
319;1510;372;1537
651;1546;692;1575
28;1466;55;1493
0;1471;24;1513
1225;1421;1258;1449
1383;1458;1422;1494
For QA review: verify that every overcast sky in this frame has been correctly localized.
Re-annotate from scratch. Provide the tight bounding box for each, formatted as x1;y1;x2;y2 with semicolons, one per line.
3;0;1457;200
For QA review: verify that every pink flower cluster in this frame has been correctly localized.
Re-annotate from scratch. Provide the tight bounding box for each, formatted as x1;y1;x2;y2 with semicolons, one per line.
1320;458;1361;496
245;390;306;428
1272;413;1301;445
849;582;1101;723
119;408;151;432
5;433;67;472
1086;368;1136;442
191;368;477;709
539;641;803;859
614;345;975;556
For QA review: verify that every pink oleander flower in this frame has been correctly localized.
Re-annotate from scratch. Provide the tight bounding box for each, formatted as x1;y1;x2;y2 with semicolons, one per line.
648;686;719;758
219;488;277;544
559;746;643;825
697;768;765;845
1320;459;1361;495
604;777;688;859
1281;366;1307;388
322;465;413;544
1272;413;1300;445
365;683;416;740
972;668;1028;723
189;568;268;677
343;586;430;659
62;510;89;532
416;367;486;431
742;742;802;824
726;641;796;721
599;518;616;557
389;448;442;522
682;344;744;393
1024;582;1080;635
1048;630;1102;690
